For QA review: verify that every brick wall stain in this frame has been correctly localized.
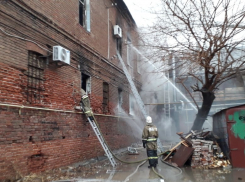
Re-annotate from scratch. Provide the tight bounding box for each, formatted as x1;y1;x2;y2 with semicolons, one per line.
0;0;142;179
0;106;136;179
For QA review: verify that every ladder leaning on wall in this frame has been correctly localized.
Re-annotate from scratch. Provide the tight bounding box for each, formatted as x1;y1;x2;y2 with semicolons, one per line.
80;95;117;168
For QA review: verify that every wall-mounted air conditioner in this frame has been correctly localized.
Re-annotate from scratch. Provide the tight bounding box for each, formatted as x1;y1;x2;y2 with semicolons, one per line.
53;45;70;65
114;25;122;38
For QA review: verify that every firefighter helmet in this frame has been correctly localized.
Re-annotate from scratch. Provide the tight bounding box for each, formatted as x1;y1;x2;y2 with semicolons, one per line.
146;116;152;124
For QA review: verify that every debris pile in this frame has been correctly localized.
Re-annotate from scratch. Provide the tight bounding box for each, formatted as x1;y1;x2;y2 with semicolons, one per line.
209;152;231;169
191;139;214;168
164;129;231;169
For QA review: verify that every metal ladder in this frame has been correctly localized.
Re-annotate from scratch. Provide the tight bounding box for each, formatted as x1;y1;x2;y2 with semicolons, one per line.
117;52;147;118
87;116;117;168
164;72;171;118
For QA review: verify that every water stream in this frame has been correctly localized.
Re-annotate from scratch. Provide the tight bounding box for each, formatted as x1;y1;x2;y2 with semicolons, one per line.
130;45;198;112
117;51;164;151
117;52;148;118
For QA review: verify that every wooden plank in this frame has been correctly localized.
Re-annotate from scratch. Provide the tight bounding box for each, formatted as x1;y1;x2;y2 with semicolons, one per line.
163;133;192;161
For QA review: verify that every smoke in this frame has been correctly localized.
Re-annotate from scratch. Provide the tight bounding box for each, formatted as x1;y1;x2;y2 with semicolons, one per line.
117;43;205;144
130;44;197;143
114;107;144;140
138;53;179;142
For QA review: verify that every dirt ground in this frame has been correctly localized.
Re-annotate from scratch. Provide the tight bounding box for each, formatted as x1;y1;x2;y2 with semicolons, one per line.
10;148;245;182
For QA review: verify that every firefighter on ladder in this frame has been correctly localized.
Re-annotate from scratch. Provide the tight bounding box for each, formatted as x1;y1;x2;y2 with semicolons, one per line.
142;116;158;168
80;89;94;121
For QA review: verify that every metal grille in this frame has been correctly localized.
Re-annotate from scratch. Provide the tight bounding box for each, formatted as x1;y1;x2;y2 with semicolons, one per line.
27;51;45;104
103;82;109;113
53;47;58;60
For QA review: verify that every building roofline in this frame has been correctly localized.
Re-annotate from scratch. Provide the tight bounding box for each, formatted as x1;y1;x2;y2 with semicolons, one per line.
115;0;137;26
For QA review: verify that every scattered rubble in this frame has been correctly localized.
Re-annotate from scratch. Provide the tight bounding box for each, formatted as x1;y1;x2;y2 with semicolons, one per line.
191;139;214;168
13;133;234;182
164;129;231;169
17;157;113;182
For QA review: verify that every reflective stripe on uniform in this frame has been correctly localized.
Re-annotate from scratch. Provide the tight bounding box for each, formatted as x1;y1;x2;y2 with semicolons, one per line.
148;127;157;132
82;95;88;99
85;111;92;114
148;157;158;159
147;138;157;142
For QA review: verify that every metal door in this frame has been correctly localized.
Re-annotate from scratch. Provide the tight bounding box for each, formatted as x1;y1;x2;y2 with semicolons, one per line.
226;108;245;168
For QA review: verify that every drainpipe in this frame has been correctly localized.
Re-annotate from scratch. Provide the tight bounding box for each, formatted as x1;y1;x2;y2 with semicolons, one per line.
108;8;110;59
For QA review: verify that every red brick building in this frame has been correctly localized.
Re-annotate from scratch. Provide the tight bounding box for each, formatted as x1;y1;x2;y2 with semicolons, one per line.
0;0;143;179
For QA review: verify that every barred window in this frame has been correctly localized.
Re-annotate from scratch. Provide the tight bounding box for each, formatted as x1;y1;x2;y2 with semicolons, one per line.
103;82;109;113
27;51;45;104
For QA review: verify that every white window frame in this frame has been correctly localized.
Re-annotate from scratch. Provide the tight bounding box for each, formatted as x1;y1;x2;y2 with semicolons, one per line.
79;0;90;32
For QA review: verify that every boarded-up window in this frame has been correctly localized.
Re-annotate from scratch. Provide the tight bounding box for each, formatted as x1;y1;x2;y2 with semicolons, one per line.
103;82;109;112
27;51;45;104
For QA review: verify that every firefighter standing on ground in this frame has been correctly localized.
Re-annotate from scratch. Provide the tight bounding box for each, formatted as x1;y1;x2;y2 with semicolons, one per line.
142;116;158;168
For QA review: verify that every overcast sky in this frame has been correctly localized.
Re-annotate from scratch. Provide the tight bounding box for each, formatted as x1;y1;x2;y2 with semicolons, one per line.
123;0;161;27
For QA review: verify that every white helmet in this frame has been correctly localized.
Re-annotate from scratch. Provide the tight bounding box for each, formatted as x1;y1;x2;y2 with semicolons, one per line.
146;116;152;124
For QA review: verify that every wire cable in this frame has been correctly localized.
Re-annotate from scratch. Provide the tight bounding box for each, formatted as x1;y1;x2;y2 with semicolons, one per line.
92;114;185;182
0;27;52;53
93;116;149;163
0;24;178;178
93;115;171;166
0;26;83;72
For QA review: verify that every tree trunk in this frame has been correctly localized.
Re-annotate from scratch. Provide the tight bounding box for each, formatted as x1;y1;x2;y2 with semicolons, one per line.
191;91;215;131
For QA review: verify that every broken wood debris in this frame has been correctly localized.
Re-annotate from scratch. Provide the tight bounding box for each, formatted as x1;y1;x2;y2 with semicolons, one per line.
163;129;231;169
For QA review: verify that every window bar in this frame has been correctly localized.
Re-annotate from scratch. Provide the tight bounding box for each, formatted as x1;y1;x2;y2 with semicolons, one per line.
32;58;34;103
31;54;33;104
27;53;30;103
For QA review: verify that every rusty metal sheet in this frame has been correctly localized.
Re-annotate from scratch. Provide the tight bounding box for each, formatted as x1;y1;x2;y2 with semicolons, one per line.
226;107;245;168
171;145;194;167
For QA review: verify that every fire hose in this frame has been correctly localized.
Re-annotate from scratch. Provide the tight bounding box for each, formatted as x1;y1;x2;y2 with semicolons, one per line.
80;95;180;181
91;116;184;181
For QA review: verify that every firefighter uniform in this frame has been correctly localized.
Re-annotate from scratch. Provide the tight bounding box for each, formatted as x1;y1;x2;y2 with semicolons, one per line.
142;116;158;168
80;89;93;119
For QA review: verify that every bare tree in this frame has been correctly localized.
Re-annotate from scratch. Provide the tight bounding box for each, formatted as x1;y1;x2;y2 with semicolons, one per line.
141;0;245;130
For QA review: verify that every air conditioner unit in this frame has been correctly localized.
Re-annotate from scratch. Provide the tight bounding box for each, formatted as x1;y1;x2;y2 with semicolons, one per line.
53;45;70;65
114;25;122;38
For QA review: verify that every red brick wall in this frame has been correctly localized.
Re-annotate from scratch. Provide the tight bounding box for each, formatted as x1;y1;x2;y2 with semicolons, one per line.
0;0;142;179
18;0;138;62
20;0;109;58
0;0;139;110
0;105;136;180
